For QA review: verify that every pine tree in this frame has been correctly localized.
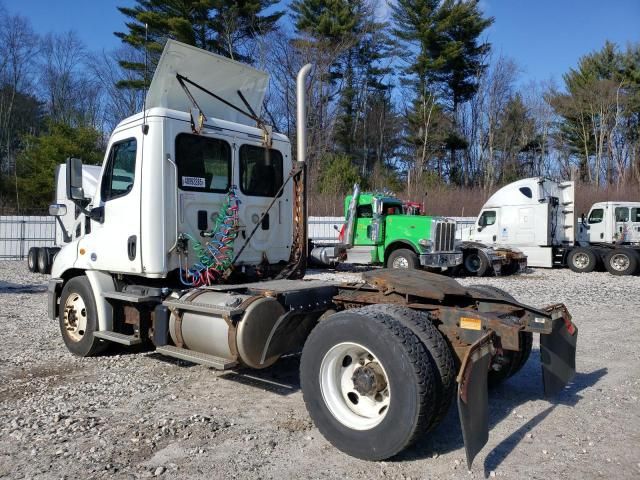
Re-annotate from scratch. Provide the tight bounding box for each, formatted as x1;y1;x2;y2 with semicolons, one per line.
392;0;492;184
115;0;283;91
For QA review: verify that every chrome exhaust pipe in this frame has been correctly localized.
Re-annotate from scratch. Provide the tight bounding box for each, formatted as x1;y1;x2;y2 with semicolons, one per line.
296;64;312;164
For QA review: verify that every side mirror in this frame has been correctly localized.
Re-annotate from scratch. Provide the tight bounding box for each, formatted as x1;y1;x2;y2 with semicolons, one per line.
478;216;486;227
48;204;67;217
67;157;85;201
581;213;586;224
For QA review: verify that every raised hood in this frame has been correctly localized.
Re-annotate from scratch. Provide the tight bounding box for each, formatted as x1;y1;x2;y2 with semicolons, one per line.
145;39;269;126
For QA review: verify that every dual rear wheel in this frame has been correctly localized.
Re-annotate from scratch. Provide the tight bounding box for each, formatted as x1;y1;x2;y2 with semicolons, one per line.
300;305;455;460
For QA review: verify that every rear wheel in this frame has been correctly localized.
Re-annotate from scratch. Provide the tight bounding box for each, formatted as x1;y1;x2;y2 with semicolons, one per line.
604;249;638;276
27;247;39;273
37;247;51;274
300;308;436;460
386;248;419;270
568;247;597;273
355;304;455;431
468;284;532;386
59;276;108;357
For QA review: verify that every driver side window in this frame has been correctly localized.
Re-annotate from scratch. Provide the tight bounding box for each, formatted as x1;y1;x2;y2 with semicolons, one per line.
479;210;496;227
588;208;604;224
101;138;137;201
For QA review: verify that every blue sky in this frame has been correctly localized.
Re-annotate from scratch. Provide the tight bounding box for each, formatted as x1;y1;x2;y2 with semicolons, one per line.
5;0;640;87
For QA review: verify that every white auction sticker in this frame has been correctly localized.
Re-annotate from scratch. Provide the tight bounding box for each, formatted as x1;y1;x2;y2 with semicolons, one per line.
182;176;205;188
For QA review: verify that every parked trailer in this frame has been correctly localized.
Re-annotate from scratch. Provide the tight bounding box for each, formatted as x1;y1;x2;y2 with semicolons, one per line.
460;177;640;275
47;40;577;467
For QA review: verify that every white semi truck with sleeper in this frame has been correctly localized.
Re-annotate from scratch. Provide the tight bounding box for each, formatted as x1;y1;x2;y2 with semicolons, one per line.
46;40;578;468
461;177;640;275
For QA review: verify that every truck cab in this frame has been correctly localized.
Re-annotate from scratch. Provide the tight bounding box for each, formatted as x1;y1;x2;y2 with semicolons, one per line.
344;192;461;270
463;177;575;268
50;42;294;284
579;202;640;245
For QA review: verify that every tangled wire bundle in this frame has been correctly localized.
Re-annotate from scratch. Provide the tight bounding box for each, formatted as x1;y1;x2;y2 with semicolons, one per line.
179;187;240;286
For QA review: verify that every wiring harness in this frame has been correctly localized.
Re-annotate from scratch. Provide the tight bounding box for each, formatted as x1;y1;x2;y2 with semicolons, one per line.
179;187;240;286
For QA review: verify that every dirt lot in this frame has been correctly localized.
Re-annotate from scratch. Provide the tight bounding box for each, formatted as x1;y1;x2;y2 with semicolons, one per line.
1;261;639;479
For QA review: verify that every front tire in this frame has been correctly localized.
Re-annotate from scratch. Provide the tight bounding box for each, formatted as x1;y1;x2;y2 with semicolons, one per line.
604;249;638;276
386;248;419;270
300;308;436;460
462;250;489;277
568;247;597;273
59;276;108;357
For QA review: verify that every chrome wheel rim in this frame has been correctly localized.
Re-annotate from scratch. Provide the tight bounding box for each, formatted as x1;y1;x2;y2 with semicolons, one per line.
392;256;409;269
63;293;88;342
573;252;590;269
610;253;629;272
319;342;391;430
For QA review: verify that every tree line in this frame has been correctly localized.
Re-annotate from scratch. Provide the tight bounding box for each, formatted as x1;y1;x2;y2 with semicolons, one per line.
1;0;638;212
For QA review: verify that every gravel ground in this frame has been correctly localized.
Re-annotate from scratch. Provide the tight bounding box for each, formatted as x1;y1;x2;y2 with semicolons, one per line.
1;261;639;480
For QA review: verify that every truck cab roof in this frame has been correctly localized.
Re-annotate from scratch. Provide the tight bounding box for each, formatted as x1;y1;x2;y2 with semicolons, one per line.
112;107;291;146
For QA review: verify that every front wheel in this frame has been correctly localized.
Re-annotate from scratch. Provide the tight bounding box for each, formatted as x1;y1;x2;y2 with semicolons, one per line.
300;309;436;460
462;250;489;277
386;248;419;269
568;247;597;273
59;276;108;357
604;249;638;276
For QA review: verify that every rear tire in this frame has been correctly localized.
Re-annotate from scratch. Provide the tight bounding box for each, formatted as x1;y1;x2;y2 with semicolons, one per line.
37;247;51;274
300;308;436;460
467;284;532;386
604;249;638;276
462;250;489;277
386;248;419;270
59;276;108;357
568;247;597;273
28;247;39;273
355;304;455;431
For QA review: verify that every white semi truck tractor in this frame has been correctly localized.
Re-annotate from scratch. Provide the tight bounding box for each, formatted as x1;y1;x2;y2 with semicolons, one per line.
46;40;578;467
461;177;640;275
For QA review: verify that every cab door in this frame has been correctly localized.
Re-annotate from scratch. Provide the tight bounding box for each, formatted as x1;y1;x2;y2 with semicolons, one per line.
475;209;499;245
353;203;375;246
586;207;606;243
614;206;630;242
88;130;142;274
630;207;640;243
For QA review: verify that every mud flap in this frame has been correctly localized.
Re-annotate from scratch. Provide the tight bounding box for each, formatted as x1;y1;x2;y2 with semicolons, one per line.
457;332;493;469
540;317;578;397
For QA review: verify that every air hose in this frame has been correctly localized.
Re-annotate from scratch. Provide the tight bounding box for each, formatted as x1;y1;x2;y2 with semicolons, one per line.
179;187;240;286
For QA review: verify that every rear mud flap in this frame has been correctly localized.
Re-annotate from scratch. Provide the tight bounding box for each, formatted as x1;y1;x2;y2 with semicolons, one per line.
457;332;493;469
540;317;578;397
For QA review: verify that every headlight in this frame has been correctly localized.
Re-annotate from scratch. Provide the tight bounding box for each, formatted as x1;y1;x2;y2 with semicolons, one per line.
419;239;433;252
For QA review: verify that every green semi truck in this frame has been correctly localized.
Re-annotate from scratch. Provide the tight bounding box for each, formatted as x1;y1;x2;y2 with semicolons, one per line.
310;185;526;276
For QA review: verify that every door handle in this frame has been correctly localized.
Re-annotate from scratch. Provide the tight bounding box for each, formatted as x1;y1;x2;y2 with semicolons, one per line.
492;235;496;242
127;235;137;261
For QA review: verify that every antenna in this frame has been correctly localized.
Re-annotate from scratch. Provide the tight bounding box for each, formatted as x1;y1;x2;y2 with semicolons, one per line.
142;23;149;134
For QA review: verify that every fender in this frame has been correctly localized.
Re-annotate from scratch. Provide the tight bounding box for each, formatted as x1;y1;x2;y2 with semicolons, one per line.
384;240;420;261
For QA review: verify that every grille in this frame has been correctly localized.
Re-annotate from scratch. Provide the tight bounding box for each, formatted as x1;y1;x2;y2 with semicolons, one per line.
433;220;456;252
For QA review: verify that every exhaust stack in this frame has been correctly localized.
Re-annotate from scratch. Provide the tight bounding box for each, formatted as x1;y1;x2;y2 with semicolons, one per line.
296;64;312;163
